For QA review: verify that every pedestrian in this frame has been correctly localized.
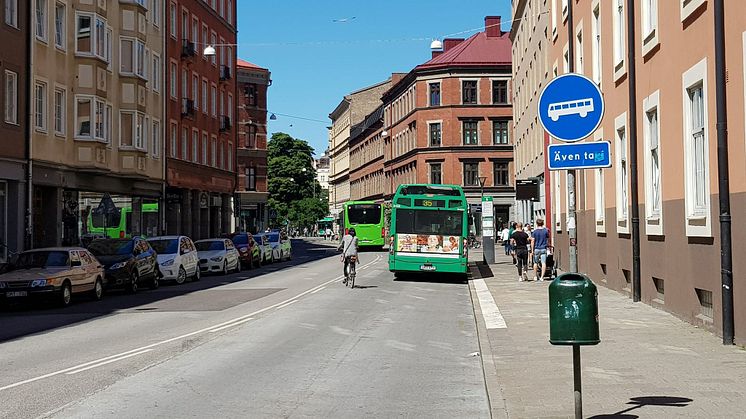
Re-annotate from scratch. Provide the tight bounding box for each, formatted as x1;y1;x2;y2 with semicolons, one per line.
511;222;530;282
531;218;551;281
303;227;308;237
325;227;332;241
500;225;511;255
508;222;516;264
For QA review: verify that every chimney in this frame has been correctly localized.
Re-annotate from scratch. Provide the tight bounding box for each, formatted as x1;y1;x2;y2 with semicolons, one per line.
391;73;407;86
432;50;443;59
485;16;502;38
443;38;465;52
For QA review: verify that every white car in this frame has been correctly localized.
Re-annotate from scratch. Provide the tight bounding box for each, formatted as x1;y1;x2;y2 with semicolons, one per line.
147;236;200;284
267;232;292;262
253;233;274;264
195;239;241;275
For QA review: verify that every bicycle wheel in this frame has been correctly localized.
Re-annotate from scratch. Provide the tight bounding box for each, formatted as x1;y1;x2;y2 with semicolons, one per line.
349;264;356;288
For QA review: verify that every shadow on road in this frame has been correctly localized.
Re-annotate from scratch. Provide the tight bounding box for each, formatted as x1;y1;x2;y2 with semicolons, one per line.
393;272;468;285
588;396;693;418
0;239;338;344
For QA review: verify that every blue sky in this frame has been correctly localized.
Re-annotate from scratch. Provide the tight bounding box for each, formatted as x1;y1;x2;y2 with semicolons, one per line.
236;1;512;156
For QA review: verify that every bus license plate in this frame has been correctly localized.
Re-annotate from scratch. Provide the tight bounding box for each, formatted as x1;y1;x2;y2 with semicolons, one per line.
6;291;27;297
420;265;436;272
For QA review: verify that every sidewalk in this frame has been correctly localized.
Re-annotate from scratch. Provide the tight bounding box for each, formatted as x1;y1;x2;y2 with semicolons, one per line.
469;251;746;419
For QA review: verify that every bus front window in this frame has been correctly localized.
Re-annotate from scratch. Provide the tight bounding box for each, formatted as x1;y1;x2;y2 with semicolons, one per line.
347;204;381;225
395;210;462;236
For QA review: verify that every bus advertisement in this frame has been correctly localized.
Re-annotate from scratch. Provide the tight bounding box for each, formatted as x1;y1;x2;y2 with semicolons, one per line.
339;201;385;248
388;184;468;278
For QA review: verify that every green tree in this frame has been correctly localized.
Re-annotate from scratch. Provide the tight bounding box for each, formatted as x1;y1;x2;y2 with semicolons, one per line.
267;132;328;229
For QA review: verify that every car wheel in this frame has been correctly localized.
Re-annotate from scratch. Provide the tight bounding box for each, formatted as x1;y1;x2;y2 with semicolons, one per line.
222;260;229;275
235;259;241;273
128;273;139;294
150;274;160;290
92;278;104;301
255;256;262;268
59;282;72;307
175;266;187;285
287;251;292;261
193;266;201;282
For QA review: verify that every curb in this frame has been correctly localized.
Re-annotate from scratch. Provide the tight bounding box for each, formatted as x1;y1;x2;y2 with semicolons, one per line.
468;263;509;419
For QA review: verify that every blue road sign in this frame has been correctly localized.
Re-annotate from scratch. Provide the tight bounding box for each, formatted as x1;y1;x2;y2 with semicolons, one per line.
538;73;604;142
548;142;612;171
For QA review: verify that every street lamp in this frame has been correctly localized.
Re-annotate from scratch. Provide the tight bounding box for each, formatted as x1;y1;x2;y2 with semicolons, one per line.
202;43;238;57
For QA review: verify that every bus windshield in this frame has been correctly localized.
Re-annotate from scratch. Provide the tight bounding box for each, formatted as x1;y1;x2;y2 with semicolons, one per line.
394;209;462;236
347;204;381;225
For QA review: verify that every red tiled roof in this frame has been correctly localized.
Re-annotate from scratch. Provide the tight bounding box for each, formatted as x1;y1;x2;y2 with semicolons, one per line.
417;31;512;70
237;59;267;71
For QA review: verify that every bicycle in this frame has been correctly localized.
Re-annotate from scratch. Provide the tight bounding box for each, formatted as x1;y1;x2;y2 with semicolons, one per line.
344;255;357;289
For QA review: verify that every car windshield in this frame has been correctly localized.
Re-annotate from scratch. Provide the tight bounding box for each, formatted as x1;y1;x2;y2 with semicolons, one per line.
267;233;280;243
15;251;70;269
196;241;225;251
232;234;249;246
88;240;134;256
148;239;179;255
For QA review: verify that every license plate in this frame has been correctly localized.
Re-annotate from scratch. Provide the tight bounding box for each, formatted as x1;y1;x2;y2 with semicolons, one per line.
420;265;436;271
6;291;27;297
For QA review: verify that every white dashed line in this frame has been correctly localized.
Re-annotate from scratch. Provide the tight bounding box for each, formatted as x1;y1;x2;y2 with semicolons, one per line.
473;279;507;329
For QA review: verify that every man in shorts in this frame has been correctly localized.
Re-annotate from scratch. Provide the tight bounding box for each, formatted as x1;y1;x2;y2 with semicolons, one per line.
530;218;550;281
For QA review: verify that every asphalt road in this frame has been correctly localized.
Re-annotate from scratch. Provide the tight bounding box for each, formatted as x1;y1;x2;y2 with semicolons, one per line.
0;239;488;419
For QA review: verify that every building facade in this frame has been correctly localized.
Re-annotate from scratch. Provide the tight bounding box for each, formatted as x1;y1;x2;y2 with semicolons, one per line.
235;59;270;233
31;0;165;247
164;0;237;239
349;106;385;202
0;0;29;258
382;16;515;229
315;150;330;191
510;0;550;225
328;80;390;217
548;0;746;343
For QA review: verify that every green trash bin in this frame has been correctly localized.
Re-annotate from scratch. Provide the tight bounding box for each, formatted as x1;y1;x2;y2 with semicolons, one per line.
548;273;600;345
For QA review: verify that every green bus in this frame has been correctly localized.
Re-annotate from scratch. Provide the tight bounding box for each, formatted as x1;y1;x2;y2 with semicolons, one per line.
338;201;385;248
388;184;468;278
87;203;160;238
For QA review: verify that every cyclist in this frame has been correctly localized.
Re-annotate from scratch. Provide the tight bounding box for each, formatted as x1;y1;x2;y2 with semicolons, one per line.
337;227;359;283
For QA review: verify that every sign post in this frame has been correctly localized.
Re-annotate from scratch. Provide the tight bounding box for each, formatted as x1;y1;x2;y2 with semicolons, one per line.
538;72;606;419
482;196;494;264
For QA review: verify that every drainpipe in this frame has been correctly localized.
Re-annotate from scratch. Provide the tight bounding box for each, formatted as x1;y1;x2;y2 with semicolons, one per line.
25;0;33;250
627;0;642;303
714;0;734;345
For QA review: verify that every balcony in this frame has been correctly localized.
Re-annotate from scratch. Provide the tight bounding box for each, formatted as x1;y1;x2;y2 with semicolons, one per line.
219;65;232;81
181;39;196;58
181;99;195;118
219;116;231;132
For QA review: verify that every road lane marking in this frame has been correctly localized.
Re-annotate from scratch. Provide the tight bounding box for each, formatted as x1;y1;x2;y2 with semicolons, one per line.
473;279;507;329
65;350;154;375
275;300;297;309
208;317;255;333
0;254;382;392
309;286;325;294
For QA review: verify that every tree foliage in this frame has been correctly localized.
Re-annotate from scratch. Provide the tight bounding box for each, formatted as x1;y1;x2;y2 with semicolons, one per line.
267;132;328;229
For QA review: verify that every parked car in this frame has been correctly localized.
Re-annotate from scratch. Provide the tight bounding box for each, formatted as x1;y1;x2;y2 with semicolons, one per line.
88;238;159;293
253;233;274;264
230;233;262;269
267;232;292;262
195;239;241;275
147;236;200;284
0;248;105;307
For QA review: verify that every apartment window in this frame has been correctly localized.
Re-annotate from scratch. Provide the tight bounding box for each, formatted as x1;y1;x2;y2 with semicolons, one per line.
3;70;17;124
210;32;217;65
152;0;160;28
227;94;233;119
181;69;187;100
181;128;188;160
681;0;707;22
247;125;256;148
551;0;557;38
169;122;177;158
429;122;441;146
152;54;161;93
202;24;208;60
429;82;440;106
613;0;625;72
227;0;232;25
228;143;233;171
104;104;112;143
462;80;478;104
54;3;65;49
35;0;47;41
492;80;508;104
34;81;47;132
201;79;208;114
53;87;65;135
151;119;160;157
201;132;208;165
220;90;224;116
120;38;146;78
192;130;198;163
689;84;707;214
463;162;479;186
575;27;584;74
211;85;217;116
493;121;509;144
594;130;605;231
5;0;17;27
181;10;188;41
463;120;479;145
191;16;198;43
642;0;658;39
430;163;442;184
169;62;177;98
76;14;108;62
220;142;225;169
246;166;256;191
192;74;198;110
169;2;176;38
615;114;629;225
493;162;509;186
211;139;217;167
592;3;602;85
120;111;146;150
647;107;661;215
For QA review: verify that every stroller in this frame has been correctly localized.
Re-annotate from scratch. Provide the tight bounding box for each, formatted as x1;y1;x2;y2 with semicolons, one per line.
535;245;558;281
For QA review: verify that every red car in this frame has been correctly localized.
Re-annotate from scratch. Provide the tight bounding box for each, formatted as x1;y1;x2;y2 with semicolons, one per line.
229;233;262;269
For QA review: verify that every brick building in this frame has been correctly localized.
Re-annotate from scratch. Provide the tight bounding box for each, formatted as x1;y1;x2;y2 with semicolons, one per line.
165;0;237;239
349;105;385;202
382;16;515;228
235;59;270;233
0;0;28;256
